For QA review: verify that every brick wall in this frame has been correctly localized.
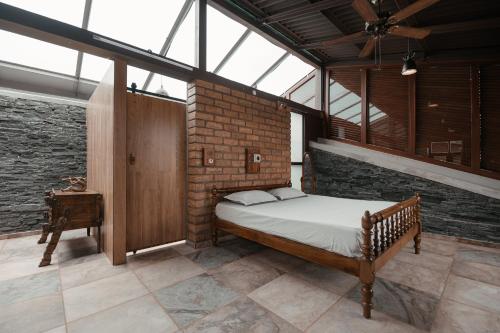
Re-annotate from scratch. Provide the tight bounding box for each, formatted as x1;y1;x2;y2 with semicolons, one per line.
187;80;291;246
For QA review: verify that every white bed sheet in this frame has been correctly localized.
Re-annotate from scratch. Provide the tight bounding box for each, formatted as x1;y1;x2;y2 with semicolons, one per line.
216;194;396;258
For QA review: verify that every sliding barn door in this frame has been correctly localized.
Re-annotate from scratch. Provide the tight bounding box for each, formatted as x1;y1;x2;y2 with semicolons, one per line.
126;93;186;252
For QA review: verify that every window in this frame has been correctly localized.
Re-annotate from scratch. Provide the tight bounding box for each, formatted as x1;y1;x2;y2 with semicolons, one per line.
291;112;304;190
289;76;316;108
416;66;471;166
368;68;408;152
329;69;362;142
2;0;85;27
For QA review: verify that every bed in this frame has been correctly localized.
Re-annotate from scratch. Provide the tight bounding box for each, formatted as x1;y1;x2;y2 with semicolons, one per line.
211;182;422;319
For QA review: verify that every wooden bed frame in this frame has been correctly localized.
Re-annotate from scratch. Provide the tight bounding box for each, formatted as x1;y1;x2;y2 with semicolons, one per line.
211;182;421;319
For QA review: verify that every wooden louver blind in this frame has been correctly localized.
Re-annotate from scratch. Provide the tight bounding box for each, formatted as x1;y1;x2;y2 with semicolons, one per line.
480;64;500;172
329;69;362;142
416;66;471;167
367;68;408;152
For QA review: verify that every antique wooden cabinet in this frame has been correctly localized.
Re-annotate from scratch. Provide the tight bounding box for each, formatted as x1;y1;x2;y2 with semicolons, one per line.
38;190;103;266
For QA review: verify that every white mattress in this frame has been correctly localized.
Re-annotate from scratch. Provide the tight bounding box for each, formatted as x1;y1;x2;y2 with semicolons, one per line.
216;194;396;258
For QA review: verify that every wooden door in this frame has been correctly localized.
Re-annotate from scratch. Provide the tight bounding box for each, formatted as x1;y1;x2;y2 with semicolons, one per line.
126;93;186;252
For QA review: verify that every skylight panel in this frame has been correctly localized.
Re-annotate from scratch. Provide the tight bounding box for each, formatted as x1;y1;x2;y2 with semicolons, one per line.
167;5;195;66
207;5;247;72
80;53;112;81
290;77;316;105
217;32;285;86
256;55;315;97
2;0;85;26
0;30;77;75
88;0;185;53
148;74;187;100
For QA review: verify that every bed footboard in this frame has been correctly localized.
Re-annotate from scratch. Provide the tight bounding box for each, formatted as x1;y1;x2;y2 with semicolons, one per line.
359;193;422;318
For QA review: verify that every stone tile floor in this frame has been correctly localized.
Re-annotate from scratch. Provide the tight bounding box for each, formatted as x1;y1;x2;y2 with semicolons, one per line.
1;231;499;333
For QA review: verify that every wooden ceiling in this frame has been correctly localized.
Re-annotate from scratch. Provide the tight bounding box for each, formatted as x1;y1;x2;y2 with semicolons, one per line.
216;0;500;65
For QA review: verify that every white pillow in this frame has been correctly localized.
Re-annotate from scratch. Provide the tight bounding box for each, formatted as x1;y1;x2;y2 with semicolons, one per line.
268;187;306;200
224;190;278;206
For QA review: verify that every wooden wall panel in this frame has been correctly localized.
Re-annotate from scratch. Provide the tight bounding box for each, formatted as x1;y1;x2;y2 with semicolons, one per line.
481;64;500;172
368;68;409;151
416;66;471;167
126;93;186;251
86;59;127;265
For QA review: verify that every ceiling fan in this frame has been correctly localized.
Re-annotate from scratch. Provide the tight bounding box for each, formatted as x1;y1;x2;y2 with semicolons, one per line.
308;0;440;58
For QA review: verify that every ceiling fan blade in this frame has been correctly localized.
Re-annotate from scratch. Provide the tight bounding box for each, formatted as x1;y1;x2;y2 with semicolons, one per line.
303;31;367;49
359;38;376;58
389;0;440;23
389;26;431;39
352;0;379;23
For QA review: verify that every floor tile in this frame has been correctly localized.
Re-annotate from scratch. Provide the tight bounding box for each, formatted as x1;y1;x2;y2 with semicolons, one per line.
394;250;453;273
405;237;457;257
451;260;500;287
443;275;500;314
63;271;148;322
59;229;88;241
0;256;58;282
57;244;99;265
431;299;500;333
219;237;265;257
60;256;129;290
43;325;66;333
454;246;500;267
0;270;60;306
308;298;423;333
184;297;301;333
347;278;440;331
127;247;179;270
135;255;204;291
248;248;307;273
154;274;240;328
0;244;50;263
0;293;65;333
209;256;282;294
170;242;198;256
249;274;340;331
378;258;448;297
67;295;177;333
186;246;241;270
58;252;103;268
290;261;359;295
2;235;42;251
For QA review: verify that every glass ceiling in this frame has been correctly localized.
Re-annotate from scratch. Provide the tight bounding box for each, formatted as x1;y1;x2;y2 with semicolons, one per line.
0;1;317;104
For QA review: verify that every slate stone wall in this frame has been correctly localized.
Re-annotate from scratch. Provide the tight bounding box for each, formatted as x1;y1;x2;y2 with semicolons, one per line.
310;147;500;244
0;94;86;234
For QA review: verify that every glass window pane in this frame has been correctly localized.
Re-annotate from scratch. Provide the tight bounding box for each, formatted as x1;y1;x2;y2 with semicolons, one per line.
290;77;316;105
80;53;112;81
217;32;285;86
0;30;78;75
207;5;247;72
167;5;195;66
127;66;149;89
257;55;315;97
88;0;186;52
329;70;362;142
2;0;85;26
148;74;187;100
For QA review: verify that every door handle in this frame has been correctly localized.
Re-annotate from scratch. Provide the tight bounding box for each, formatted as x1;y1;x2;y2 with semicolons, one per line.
129;153;136;165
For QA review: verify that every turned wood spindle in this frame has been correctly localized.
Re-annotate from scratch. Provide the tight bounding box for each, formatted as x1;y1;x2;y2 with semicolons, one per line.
380;216;385;252
373;217;379;257
390;215;396;243
361;211;373;261
385;219;391;248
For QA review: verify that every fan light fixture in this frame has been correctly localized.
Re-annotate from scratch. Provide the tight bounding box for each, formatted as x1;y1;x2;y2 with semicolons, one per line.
402;38;417;75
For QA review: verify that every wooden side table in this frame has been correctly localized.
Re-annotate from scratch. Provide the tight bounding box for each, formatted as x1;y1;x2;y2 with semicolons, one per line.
38;190;103;267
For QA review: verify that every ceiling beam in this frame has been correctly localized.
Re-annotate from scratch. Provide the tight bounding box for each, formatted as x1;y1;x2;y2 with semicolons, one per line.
73;0;93;95
142;0;194;90
428;17;500;35
262;0;339;24
213;28;251;74
251;52;289;88
195;0;207;71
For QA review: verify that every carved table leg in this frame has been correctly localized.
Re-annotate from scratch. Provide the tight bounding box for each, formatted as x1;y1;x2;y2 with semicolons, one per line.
414;233;421;254
39;215;67;267
37;223;50;244
212;228;219;247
